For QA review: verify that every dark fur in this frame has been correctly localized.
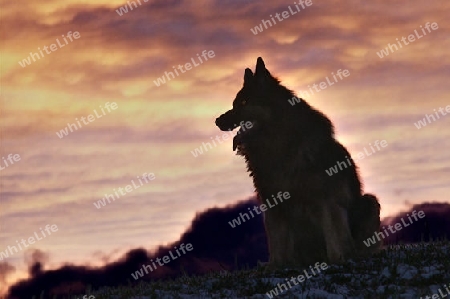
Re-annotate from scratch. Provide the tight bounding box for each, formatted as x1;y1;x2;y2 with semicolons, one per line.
215;57;381;267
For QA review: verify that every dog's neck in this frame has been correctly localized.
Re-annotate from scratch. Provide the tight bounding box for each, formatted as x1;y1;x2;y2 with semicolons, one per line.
238;136;297;192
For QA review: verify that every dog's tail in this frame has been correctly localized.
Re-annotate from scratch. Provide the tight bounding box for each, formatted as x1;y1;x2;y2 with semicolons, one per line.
349;193;381;256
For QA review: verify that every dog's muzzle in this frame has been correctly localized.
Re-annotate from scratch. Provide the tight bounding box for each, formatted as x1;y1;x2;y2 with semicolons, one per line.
216;110;257;151
215;110;239;131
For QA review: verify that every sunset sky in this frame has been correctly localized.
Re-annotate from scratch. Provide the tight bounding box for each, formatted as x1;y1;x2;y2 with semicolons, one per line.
1;0;449;294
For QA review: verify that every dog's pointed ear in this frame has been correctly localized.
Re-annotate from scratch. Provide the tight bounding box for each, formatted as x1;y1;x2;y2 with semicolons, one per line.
256;57;265;72
244;68;253;83
254;57;270;85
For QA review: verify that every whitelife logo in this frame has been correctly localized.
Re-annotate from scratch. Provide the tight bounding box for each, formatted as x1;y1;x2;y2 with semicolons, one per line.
288;69;350;106
190;121;253;157
228;192;291;228
414;105;450;129
363;210;425;247
265;262;328;298
93;172;155;209
0;224;58;261
153;50;215;87
376;22;439;58
131;243;193;280
250;0;313;35
0;154;21;171
18;31;81;68
115;0;149;16
325;140;388;176
420;283;450;299
56;102;118;139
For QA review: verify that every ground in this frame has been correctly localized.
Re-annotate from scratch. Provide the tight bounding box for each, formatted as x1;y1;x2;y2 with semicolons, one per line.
79;242;449;299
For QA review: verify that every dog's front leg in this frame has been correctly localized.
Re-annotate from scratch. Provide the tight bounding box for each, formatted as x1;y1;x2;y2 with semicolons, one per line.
321;202;355;263
263;210;289;267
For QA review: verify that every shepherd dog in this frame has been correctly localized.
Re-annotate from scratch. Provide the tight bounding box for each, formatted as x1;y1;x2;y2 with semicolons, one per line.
215;57;381;268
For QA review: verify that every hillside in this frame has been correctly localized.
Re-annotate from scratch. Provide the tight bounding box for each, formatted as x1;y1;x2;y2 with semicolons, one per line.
85;242;449;299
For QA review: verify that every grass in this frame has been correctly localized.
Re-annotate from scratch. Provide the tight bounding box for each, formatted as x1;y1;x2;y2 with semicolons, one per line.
47;240;450;299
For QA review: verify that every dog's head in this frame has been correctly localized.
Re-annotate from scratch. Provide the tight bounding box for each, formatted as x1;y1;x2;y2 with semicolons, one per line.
215;57;293;151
